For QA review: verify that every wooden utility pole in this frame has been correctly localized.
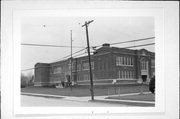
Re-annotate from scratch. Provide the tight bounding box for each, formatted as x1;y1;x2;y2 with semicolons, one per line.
82;20;94;101
70;30;73;91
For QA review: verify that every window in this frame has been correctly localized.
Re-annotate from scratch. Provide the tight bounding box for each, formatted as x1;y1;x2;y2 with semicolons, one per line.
116;57;119;66
77;74;81;81
131;58;134;65
127;71;129;79
141;61;147;70
132;71;134;78
125;71;127;79
130;71;132;79
129;57;131;65
82;62;89;70
53;66;62;74
124;57;126;65
118;70;122;79
116;56;134;66
77;63;81;71
91;62;94;70
121;71;124;78
84;74;89;80
82;61;94;70
120;70;122;78
127;57;129;65
151;59;155;68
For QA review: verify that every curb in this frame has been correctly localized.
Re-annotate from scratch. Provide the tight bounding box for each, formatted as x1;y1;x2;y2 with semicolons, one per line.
21;92;155;107
21;92;67;99
21;92;89;102
89;99;155;107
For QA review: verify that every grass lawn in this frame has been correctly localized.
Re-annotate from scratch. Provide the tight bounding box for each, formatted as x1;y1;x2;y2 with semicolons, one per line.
106;93;155;102
21;84;150;97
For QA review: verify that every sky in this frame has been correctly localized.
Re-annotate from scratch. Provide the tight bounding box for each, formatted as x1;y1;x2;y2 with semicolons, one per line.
21;16;154;75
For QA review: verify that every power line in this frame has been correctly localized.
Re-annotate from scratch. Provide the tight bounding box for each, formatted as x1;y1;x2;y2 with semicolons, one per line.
72;52;87;58
21;43;86;48
73;51;94;58
21;43;155;72
21;68;35;71
52;47;87;62
21;37;154;49
92;37;155;48
123;43;155;49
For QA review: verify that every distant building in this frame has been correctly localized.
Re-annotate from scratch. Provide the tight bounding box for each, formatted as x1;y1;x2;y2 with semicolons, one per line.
34;43;155;86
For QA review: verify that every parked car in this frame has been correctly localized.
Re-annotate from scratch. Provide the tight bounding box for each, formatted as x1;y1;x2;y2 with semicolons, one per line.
149;75;155;93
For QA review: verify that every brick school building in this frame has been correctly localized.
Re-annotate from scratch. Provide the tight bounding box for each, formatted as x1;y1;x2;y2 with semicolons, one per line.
34;43;155;86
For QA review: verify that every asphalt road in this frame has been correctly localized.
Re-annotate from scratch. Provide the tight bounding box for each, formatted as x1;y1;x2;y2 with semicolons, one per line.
21;95;129;107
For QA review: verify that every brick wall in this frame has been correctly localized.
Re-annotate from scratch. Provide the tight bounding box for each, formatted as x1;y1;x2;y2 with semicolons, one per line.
34;63;50;86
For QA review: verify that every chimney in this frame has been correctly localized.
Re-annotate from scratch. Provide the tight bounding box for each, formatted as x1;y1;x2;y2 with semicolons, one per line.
102;43;110;47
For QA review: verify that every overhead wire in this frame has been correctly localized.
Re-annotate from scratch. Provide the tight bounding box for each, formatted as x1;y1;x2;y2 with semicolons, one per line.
21;43;86;48
21;42;155;72
92;37;155;48
52;47;87;63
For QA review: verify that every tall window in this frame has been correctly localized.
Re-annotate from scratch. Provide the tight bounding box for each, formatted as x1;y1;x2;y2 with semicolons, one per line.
151;59;155;68
82;61;94;70
84;74;89;80
131;57;134;65
126;71;129;79
141;61;147;70
116;56;134;66
77;63;81;71
118;70;135;79
82;62;89;70
91;62;94;70
130;71;132;79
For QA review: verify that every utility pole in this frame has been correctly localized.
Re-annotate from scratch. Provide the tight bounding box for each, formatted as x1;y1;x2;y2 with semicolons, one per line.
70;30;73;91
82;20;94;101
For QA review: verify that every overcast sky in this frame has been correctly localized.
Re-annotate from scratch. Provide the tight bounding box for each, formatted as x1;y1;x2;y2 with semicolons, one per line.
21;16;154;75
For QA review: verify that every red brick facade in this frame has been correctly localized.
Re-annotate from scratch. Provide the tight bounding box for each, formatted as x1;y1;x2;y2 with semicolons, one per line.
34;44;155;86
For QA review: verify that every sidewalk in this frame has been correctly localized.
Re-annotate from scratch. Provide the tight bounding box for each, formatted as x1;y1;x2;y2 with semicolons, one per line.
21;92;155;107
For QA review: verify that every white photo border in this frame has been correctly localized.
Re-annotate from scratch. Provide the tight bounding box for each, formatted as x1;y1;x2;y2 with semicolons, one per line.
13;8;165;115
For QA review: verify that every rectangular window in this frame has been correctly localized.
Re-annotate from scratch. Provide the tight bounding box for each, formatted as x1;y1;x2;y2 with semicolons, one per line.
124;57;126;65
127;57;129;65
131;58;134;65
72;63;75;72
82;61;94;70
84;74;89;80
53;66;62;74
141;61;147;70
77;63;81;71
132;71;134;78
129;57;131;66
151;59;155;68
116;56;134;66
91;62;94;70
124;71;126;79
118;70;122;79
82;62;89;70
120;57;123;65
130;71;132;79
127;71;129;79
116;57;120;66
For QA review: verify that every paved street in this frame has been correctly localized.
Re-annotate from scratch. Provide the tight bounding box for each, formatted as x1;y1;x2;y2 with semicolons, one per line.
21;95;129;107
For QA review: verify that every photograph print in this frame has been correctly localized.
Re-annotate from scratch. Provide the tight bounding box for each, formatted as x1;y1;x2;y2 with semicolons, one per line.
20;16;155;107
